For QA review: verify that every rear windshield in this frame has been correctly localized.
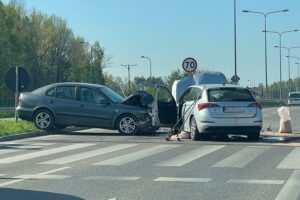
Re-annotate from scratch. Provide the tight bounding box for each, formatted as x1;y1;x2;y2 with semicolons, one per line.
208;88;255;102
289;93;300;98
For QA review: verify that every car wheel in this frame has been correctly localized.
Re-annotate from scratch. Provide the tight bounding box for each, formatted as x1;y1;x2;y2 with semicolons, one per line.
117;114;138;135
247;131;260;141
34;109;54;130
190;117;203;141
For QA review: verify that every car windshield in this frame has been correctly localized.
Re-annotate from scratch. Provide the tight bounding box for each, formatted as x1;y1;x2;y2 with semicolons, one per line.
208;88;255;102
99;87;124;103
290;93;300;98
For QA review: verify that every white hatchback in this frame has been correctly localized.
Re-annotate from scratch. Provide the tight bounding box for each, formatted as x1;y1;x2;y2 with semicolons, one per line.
153;84;263;140
288;92;300;106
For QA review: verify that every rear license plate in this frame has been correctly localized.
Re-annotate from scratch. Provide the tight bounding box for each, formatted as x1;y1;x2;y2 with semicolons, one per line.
224;107;244;113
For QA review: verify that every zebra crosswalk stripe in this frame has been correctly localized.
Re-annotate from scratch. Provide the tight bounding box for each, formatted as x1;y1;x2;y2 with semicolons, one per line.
39;143;139;165
0;143;96;164
154;145;225;167
213;146;270;168
277;147;300;169
93;145;178;166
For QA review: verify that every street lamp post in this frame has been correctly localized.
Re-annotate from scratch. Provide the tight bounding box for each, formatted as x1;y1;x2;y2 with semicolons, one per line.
243;9;289;98
296;62;300;81
275;46;300;92
263;29;298;100
287;56;300;90
81;41;94;83
141;56;152;78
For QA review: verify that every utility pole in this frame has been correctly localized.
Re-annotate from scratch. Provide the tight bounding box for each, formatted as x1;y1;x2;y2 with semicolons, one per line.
121;64;137;91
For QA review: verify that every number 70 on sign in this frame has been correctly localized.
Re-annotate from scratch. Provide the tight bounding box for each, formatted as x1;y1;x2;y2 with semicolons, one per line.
182;57;198;73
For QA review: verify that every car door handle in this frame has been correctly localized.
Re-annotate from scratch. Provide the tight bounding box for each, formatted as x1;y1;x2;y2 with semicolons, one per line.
80;104;84;107
47;100;53;104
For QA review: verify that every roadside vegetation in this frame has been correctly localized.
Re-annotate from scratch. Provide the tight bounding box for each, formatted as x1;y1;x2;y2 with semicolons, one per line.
0;111;14;118
0;119;37;136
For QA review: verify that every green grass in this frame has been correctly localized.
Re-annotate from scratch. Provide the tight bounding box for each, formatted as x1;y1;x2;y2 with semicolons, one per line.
0;120;37;136
0;112;15;118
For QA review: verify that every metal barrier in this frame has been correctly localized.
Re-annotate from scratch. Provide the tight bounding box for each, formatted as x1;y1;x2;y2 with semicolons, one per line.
258;99;285;108
0;98;15;108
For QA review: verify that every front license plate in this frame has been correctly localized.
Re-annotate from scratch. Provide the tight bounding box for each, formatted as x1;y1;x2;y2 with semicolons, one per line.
224;107;244;113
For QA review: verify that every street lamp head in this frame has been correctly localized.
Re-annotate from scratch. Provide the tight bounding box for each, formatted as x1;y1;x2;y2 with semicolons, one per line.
282;9;289;12
141;56;145;58
242;10;250;13
274;46;279;48
294;29;299;32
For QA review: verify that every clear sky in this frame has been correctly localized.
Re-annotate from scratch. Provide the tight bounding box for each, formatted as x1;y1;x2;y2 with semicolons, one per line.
3;0;300;87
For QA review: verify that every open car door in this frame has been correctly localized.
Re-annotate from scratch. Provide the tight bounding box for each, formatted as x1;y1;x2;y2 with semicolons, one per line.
152;86;177;127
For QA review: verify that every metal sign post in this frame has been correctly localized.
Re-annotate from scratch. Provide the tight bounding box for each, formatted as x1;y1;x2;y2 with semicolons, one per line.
15;66;19;122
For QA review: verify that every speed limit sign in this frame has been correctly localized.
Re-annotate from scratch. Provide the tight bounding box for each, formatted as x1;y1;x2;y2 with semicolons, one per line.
182;57;197;73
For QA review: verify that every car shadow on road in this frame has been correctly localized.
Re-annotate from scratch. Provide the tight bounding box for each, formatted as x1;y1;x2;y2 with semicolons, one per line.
0;188;84;200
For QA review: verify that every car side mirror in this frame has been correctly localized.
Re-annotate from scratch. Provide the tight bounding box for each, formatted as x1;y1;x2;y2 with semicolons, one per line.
100;99;110;105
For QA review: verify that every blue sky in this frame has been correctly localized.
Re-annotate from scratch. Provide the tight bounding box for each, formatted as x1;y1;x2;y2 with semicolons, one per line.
4;0;300;87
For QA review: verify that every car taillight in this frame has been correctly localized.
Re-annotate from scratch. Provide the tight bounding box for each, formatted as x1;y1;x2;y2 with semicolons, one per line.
198;103;220;111
18;97;23;104
248;102;262;109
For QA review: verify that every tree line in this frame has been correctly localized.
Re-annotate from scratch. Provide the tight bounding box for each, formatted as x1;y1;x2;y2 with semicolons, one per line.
1;0;298;101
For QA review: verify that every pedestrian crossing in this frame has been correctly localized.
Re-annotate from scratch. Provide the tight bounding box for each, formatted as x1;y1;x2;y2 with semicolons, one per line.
0;141;300;170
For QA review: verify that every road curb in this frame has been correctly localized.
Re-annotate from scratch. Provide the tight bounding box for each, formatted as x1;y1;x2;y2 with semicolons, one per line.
0;131;49;142
0;127;84;142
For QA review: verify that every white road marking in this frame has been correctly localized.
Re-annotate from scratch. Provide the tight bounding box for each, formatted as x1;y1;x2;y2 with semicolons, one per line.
40;143;138;165
275;170;300;200
0;143;95;164
213;146;270;168
154;177;211;183
277;147;300;169
227;179;285;185
0;167;70;187
16;174;70;179
0;174;5;177
107;198;116;200
0;143;55;155
85;176;140;181
154;145;225;167
94;145;178;166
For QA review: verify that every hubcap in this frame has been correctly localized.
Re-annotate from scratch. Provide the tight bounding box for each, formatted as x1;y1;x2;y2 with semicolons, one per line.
119;117;136;134
35;112;51;129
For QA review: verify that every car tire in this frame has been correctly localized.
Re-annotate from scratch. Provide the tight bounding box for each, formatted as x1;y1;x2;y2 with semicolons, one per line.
33;109;54;130
247;131;260;141
117;114;138;135
190;117;203;141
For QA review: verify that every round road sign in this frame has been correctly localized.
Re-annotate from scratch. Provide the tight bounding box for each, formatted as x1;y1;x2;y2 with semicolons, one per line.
182;57;198;73
5;67;29;92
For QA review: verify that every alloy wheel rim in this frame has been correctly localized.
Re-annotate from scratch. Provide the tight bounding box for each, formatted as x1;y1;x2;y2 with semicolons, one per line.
120;117;136;134
36;112;51;129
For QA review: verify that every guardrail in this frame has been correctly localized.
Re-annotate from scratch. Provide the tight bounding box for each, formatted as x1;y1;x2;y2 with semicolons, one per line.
257;99;286;108
0;107;15;112
0;98;14;108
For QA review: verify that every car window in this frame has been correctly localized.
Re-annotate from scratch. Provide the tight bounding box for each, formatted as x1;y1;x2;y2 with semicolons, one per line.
80;87;106;104
187;88;202;101
99;87;124;103
46;87;56;97
56;86;76;100
289;93;300;98
208;88;255;102
157;87;174;103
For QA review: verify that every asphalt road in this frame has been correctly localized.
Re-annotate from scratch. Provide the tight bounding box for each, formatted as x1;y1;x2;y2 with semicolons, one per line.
0;106;300;200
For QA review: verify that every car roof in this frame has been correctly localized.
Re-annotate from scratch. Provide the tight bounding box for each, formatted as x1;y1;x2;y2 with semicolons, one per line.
33;82;106;93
